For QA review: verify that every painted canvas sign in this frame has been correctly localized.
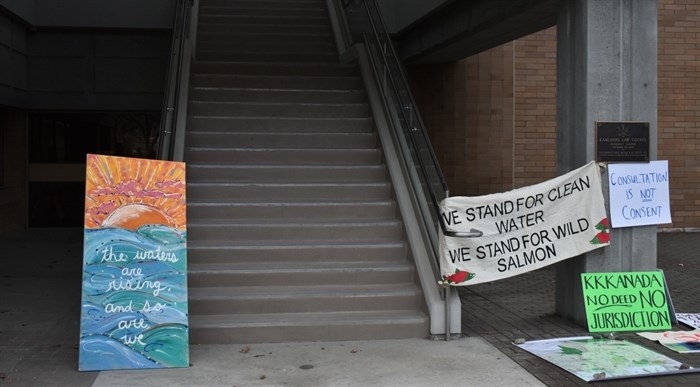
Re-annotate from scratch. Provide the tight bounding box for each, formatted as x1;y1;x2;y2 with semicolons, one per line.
638;329;700;353
79;154;189;371
581;271;672;332
608;160;672;228
516;336;694;382
439;161;609;285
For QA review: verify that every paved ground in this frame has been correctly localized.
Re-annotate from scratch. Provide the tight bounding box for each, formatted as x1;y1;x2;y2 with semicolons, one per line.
459;231;700;386
92;338;543;387
0;229;699;386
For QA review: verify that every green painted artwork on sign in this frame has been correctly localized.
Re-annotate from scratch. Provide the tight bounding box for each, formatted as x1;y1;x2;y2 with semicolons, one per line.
581;271;672;332
515;336;694;382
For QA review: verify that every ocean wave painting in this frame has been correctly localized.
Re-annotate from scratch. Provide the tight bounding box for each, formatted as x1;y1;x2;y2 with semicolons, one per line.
79;154;189;371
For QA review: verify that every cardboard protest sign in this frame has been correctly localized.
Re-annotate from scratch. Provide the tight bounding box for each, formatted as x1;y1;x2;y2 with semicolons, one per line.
581;271;672;332
515;336;694;382
638;329;700;353
439;161;609;285
608;160;672;228
79;154;189;371
676;313;700;329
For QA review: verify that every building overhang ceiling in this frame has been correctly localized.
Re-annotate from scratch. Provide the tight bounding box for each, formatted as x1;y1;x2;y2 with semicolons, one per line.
397;0;559;63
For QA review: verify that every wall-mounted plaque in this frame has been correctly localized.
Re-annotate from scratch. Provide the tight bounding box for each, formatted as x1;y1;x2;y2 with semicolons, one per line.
596;122;650;162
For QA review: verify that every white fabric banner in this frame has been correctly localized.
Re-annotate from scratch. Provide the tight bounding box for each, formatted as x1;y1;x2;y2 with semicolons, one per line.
439;161;610;286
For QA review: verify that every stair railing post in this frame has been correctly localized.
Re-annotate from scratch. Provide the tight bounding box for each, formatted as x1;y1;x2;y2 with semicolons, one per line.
445;286;451;341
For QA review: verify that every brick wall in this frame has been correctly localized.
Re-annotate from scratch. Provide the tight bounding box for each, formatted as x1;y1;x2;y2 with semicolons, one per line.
513;27;557;188
409;45;515;197
409;1;700;228
658;0;700;229
408;30;554;196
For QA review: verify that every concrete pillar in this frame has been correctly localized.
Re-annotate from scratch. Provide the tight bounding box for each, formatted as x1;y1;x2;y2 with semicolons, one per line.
555;0;658;324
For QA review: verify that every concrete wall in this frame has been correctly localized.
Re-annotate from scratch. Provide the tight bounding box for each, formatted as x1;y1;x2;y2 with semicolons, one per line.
0;0;172;110
0;0;173;29
0;9;171;110
0;0;34;24
24;31;170;110
0;107;27;235
0;11;28;107
377;0;449;33
0;1;172;231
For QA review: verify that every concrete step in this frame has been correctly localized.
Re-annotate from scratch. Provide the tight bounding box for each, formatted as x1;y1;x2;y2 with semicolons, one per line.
189;284;421;314
191;74;361;89
197;40;335;53
186;163;386;182
187;101;368;118
199;6;328;17
187;261;414;287
185;131;376;148
187;240;407;264
184;147;381;164
192;61;357;76
199;14;330;26
189;87;366;104
189;310;429;343
187;219;403;242
197;50;337;63
187;116;374;133
198;22;330;35
187;200;397;220
196;32;334;45
200;0;326;9
186;182;391;201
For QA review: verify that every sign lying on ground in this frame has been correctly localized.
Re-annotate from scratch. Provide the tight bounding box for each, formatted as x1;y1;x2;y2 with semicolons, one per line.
581;271;672;332
608;160;672;228
638;329;700;353
677;313;700;329
79;154;189;371
439;161;609;286
516;336;694;382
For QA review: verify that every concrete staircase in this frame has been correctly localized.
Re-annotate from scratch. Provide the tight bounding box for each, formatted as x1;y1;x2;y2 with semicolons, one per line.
186;0;429;343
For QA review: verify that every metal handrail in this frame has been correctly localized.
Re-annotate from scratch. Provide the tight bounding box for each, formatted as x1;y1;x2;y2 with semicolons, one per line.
344;0;481;241
338;0;481;341
157;0;193;161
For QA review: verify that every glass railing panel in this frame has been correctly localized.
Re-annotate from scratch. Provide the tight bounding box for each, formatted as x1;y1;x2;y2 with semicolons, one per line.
341;0;454;261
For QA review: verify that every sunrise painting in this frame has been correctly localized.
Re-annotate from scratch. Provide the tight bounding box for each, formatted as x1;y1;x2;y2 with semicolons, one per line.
79;154;189;371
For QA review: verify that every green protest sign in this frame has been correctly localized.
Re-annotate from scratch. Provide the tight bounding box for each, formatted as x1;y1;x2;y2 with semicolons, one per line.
581;271;672;332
